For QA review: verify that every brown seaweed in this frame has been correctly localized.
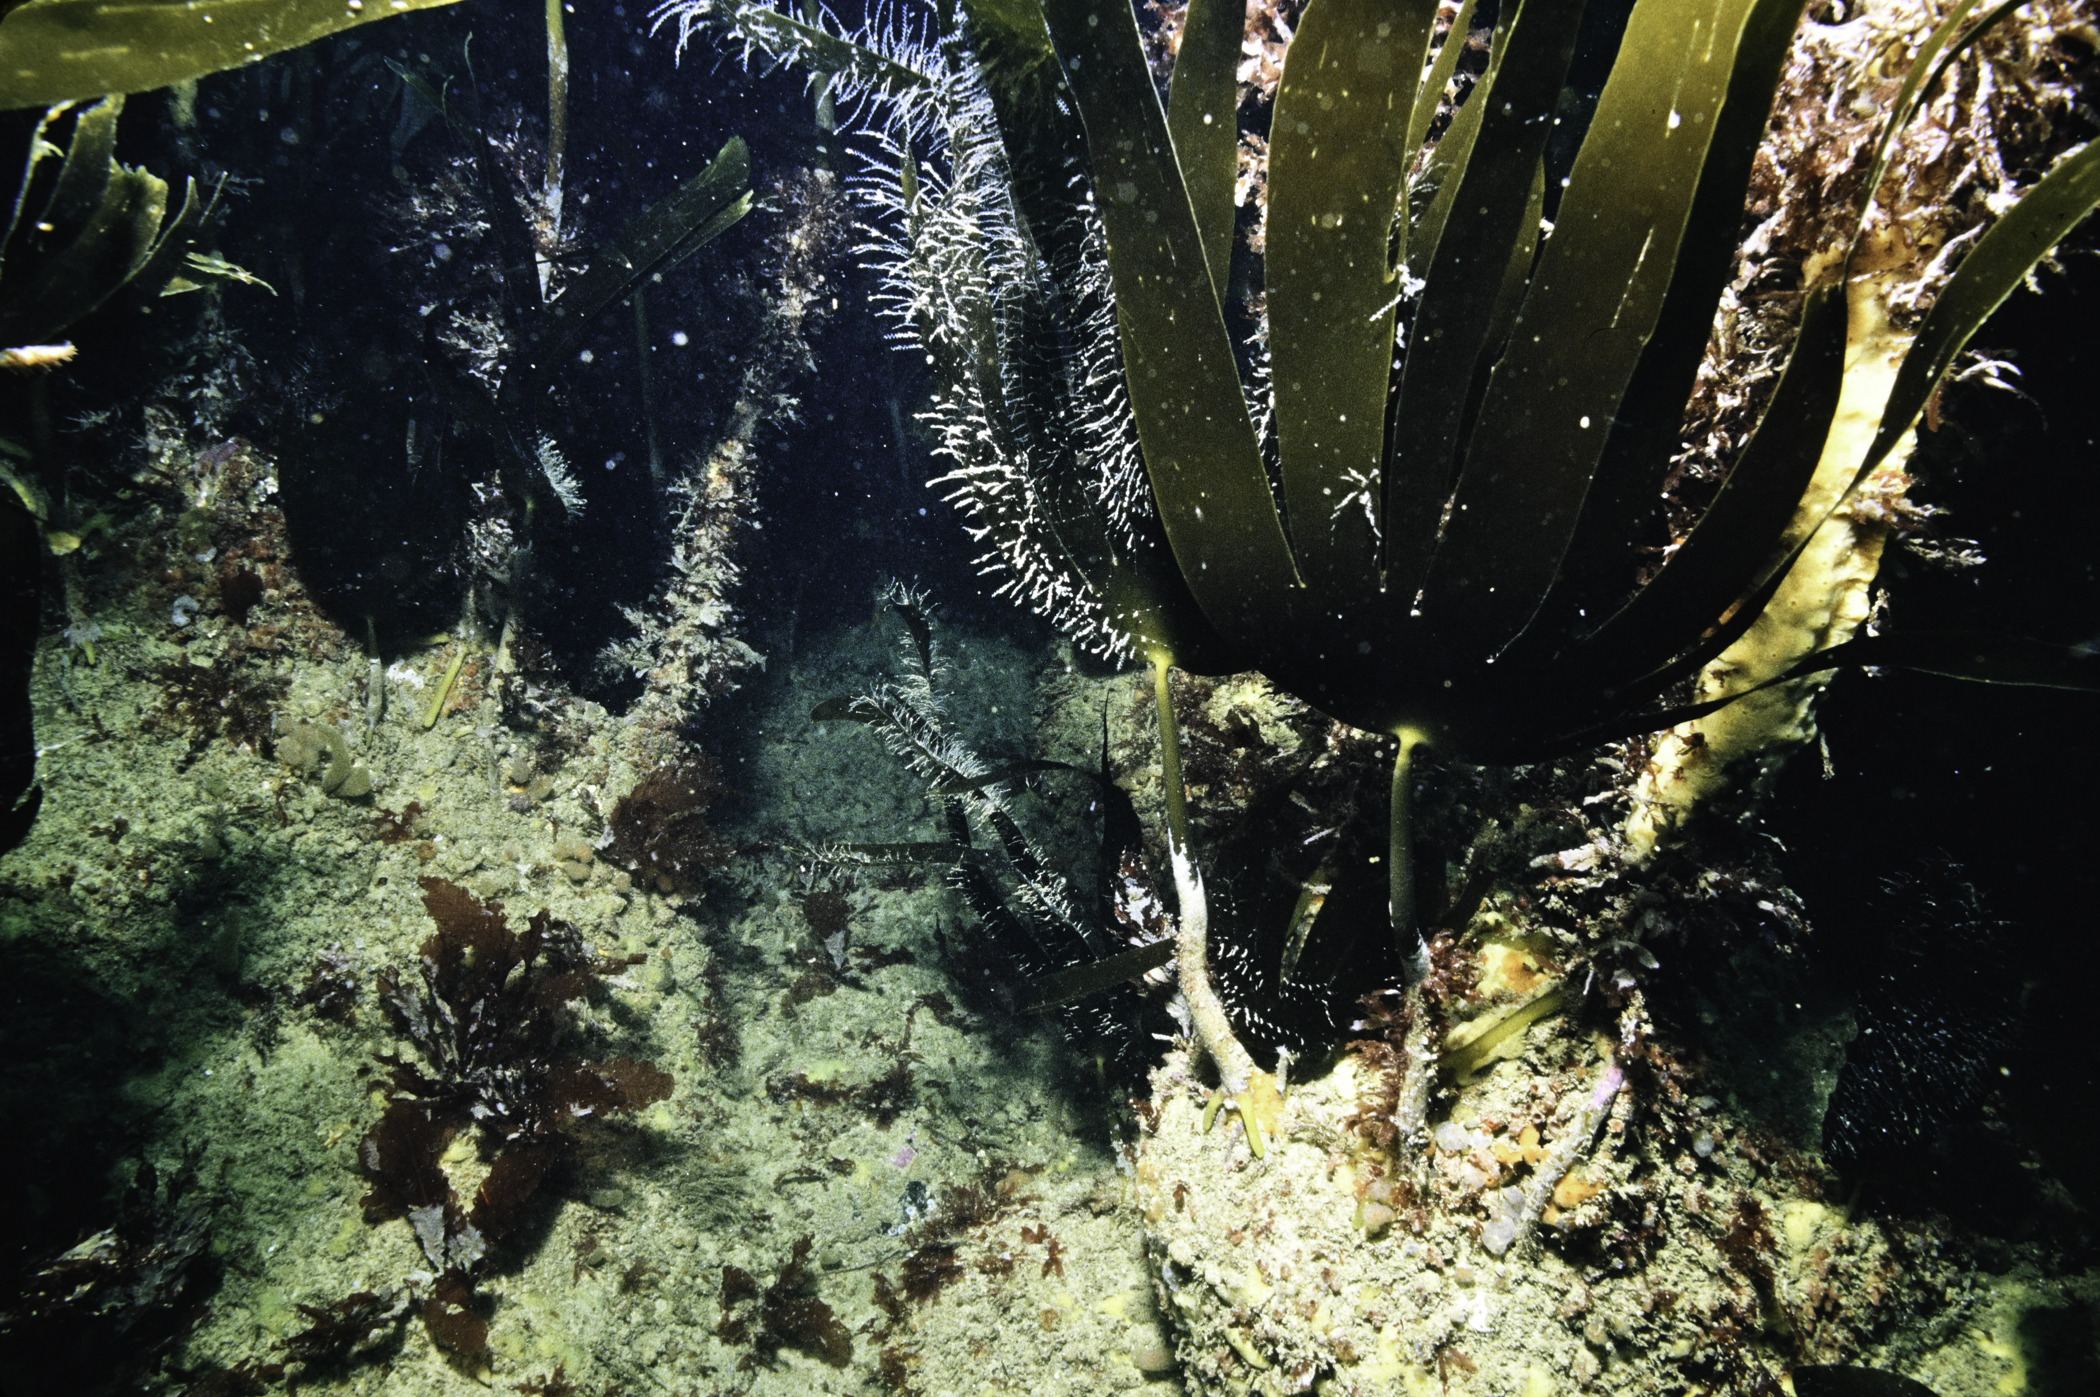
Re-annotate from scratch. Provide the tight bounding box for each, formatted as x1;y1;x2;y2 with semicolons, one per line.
898;1242;963;1304
217;564;266;626
355;879;670;1356
144;661;286;763
420;1270;488;1361
515;1366;581;1396
765;1062;914;1129
716;1236;852;1369
296;944;361;1025
283;1287;409;1368
604;755;734;893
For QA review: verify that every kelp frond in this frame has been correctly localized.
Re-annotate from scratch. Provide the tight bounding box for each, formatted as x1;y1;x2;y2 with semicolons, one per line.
0;0;469;110
1;97;203;348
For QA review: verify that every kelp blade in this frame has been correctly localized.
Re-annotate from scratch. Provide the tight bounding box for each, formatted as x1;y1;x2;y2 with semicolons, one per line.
1381;0;1588;606
535;138;753;360
0;0;469;110
1857;139;2100;483
1164;0;1242;302
1413;0;1766;662
1560;283;1849;699
0;96;176;342
1604;137;2100;707
26;92;124;248
1525;0;1805;643
1017;940;1174;1014
1403;0;1477;166
1538;630;2100;763
1405;0;1502;276
1267;0;1436;607
1848;0;1989;235
1513;13;2095;740
1782;632;2100;692
1038;0;1308;663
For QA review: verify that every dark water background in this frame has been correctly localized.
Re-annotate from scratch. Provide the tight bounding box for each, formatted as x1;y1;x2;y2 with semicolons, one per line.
10;2;1020;686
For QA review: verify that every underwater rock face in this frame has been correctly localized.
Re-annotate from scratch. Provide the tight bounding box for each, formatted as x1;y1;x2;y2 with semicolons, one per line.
1132;984;1919;1396
5;437;2095;1395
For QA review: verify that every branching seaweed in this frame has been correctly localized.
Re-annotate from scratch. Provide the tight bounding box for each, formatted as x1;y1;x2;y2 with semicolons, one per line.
605;754;735;894
356;879;669;1360
144;662;286;765
717;1235;853;1370
811;582;1174;1073
297;944;363;1026
282;1287;411;1369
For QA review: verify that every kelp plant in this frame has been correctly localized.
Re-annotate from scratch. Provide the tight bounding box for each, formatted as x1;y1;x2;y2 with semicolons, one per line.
662;0;2100;1133
2;97;207;506
2;93;221;856
0;0;466;110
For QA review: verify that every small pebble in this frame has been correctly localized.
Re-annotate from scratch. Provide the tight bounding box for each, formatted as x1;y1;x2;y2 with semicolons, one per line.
1128;1325;1176;1374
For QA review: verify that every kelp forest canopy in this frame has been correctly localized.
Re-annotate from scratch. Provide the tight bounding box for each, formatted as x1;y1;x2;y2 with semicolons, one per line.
654;0;2100;1039
662;0;2100;760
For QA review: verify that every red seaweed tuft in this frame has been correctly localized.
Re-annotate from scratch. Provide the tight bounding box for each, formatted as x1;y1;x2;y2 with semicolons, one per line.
604;754;734;893
352;879;672;1360
717;1236;852;1369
